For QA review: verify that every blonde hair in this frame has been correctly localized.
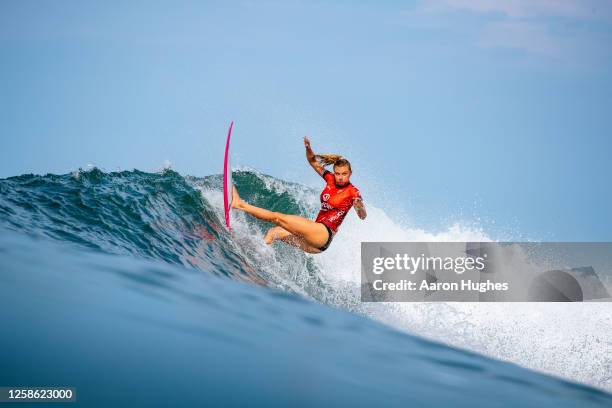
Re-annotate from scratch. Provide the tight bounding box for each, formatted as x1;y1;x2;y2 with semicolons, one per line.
315;154;352;172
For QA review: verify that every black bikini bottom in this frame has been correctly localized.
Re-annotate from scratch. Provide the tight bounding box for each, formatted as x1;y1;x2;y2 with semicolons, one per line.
316;222;334;252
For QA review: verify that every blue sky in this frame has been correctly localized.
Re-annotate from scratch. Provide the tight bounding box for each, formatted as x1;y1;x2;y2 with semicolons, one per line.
1;0;611;240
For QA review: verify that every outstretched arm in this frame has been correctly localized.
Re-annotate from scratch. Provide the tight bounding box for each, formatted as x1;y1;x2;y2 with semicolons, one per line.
304;136;325;177
353;198;367;220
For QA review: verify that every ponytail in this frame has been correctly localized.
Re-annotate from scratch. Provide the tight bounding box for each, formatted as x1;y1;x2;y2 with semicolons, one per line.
315;154;352;172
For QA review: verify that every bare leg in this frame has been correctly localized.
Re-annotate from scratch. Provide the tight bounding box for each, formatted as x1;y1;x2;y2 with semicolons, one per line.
264;226;322;253
281;235;322;254
264;226;291;244
232;186;329;248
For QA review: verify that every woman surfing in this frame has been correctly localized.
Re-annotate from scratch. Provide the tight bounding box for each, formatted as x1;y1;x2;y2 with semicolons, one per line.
231;136;367;254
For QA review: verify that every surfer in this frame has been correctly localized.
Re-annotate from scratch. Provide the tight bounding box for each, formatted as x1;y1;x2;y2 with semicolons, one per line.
231;136;367;253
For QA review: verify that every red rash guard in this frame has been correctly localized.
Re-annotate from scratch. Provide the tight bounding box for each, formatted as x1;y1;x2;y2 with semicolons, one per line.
315;170;361;233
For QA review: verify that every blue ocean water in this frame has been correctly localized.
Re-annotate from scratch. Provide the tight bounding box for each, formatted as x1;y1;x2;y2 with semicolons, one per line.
1;168;611;407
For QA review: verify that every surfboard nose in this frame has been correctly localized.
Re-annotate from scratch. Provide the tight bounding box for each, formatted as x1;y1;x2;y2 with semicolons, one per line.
222;121;234;230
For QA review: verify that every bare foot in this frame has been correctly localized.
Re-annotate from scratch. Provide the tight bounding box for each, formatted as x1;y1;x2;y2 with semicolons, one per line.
263;230;274;245
231;185;242;209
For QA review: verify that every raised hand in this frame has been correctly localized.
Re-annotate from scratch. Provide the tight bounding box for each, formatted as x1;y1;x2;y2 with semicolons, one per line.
303;136;312;150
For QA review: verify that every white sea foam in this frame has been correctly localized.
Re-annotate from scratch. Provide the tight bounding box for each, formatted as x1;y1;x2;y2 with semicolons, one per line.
195;171;612;392
311;194;612;392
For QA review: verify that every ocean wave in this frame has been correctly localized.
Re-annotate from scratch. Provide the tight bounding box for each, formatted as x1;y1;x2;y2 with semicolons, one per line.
1;167;610;392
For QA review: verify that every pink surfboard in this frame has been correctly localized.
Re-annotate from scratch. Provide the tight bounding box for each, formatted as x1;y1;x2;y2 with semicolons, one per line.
222;121;234;231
